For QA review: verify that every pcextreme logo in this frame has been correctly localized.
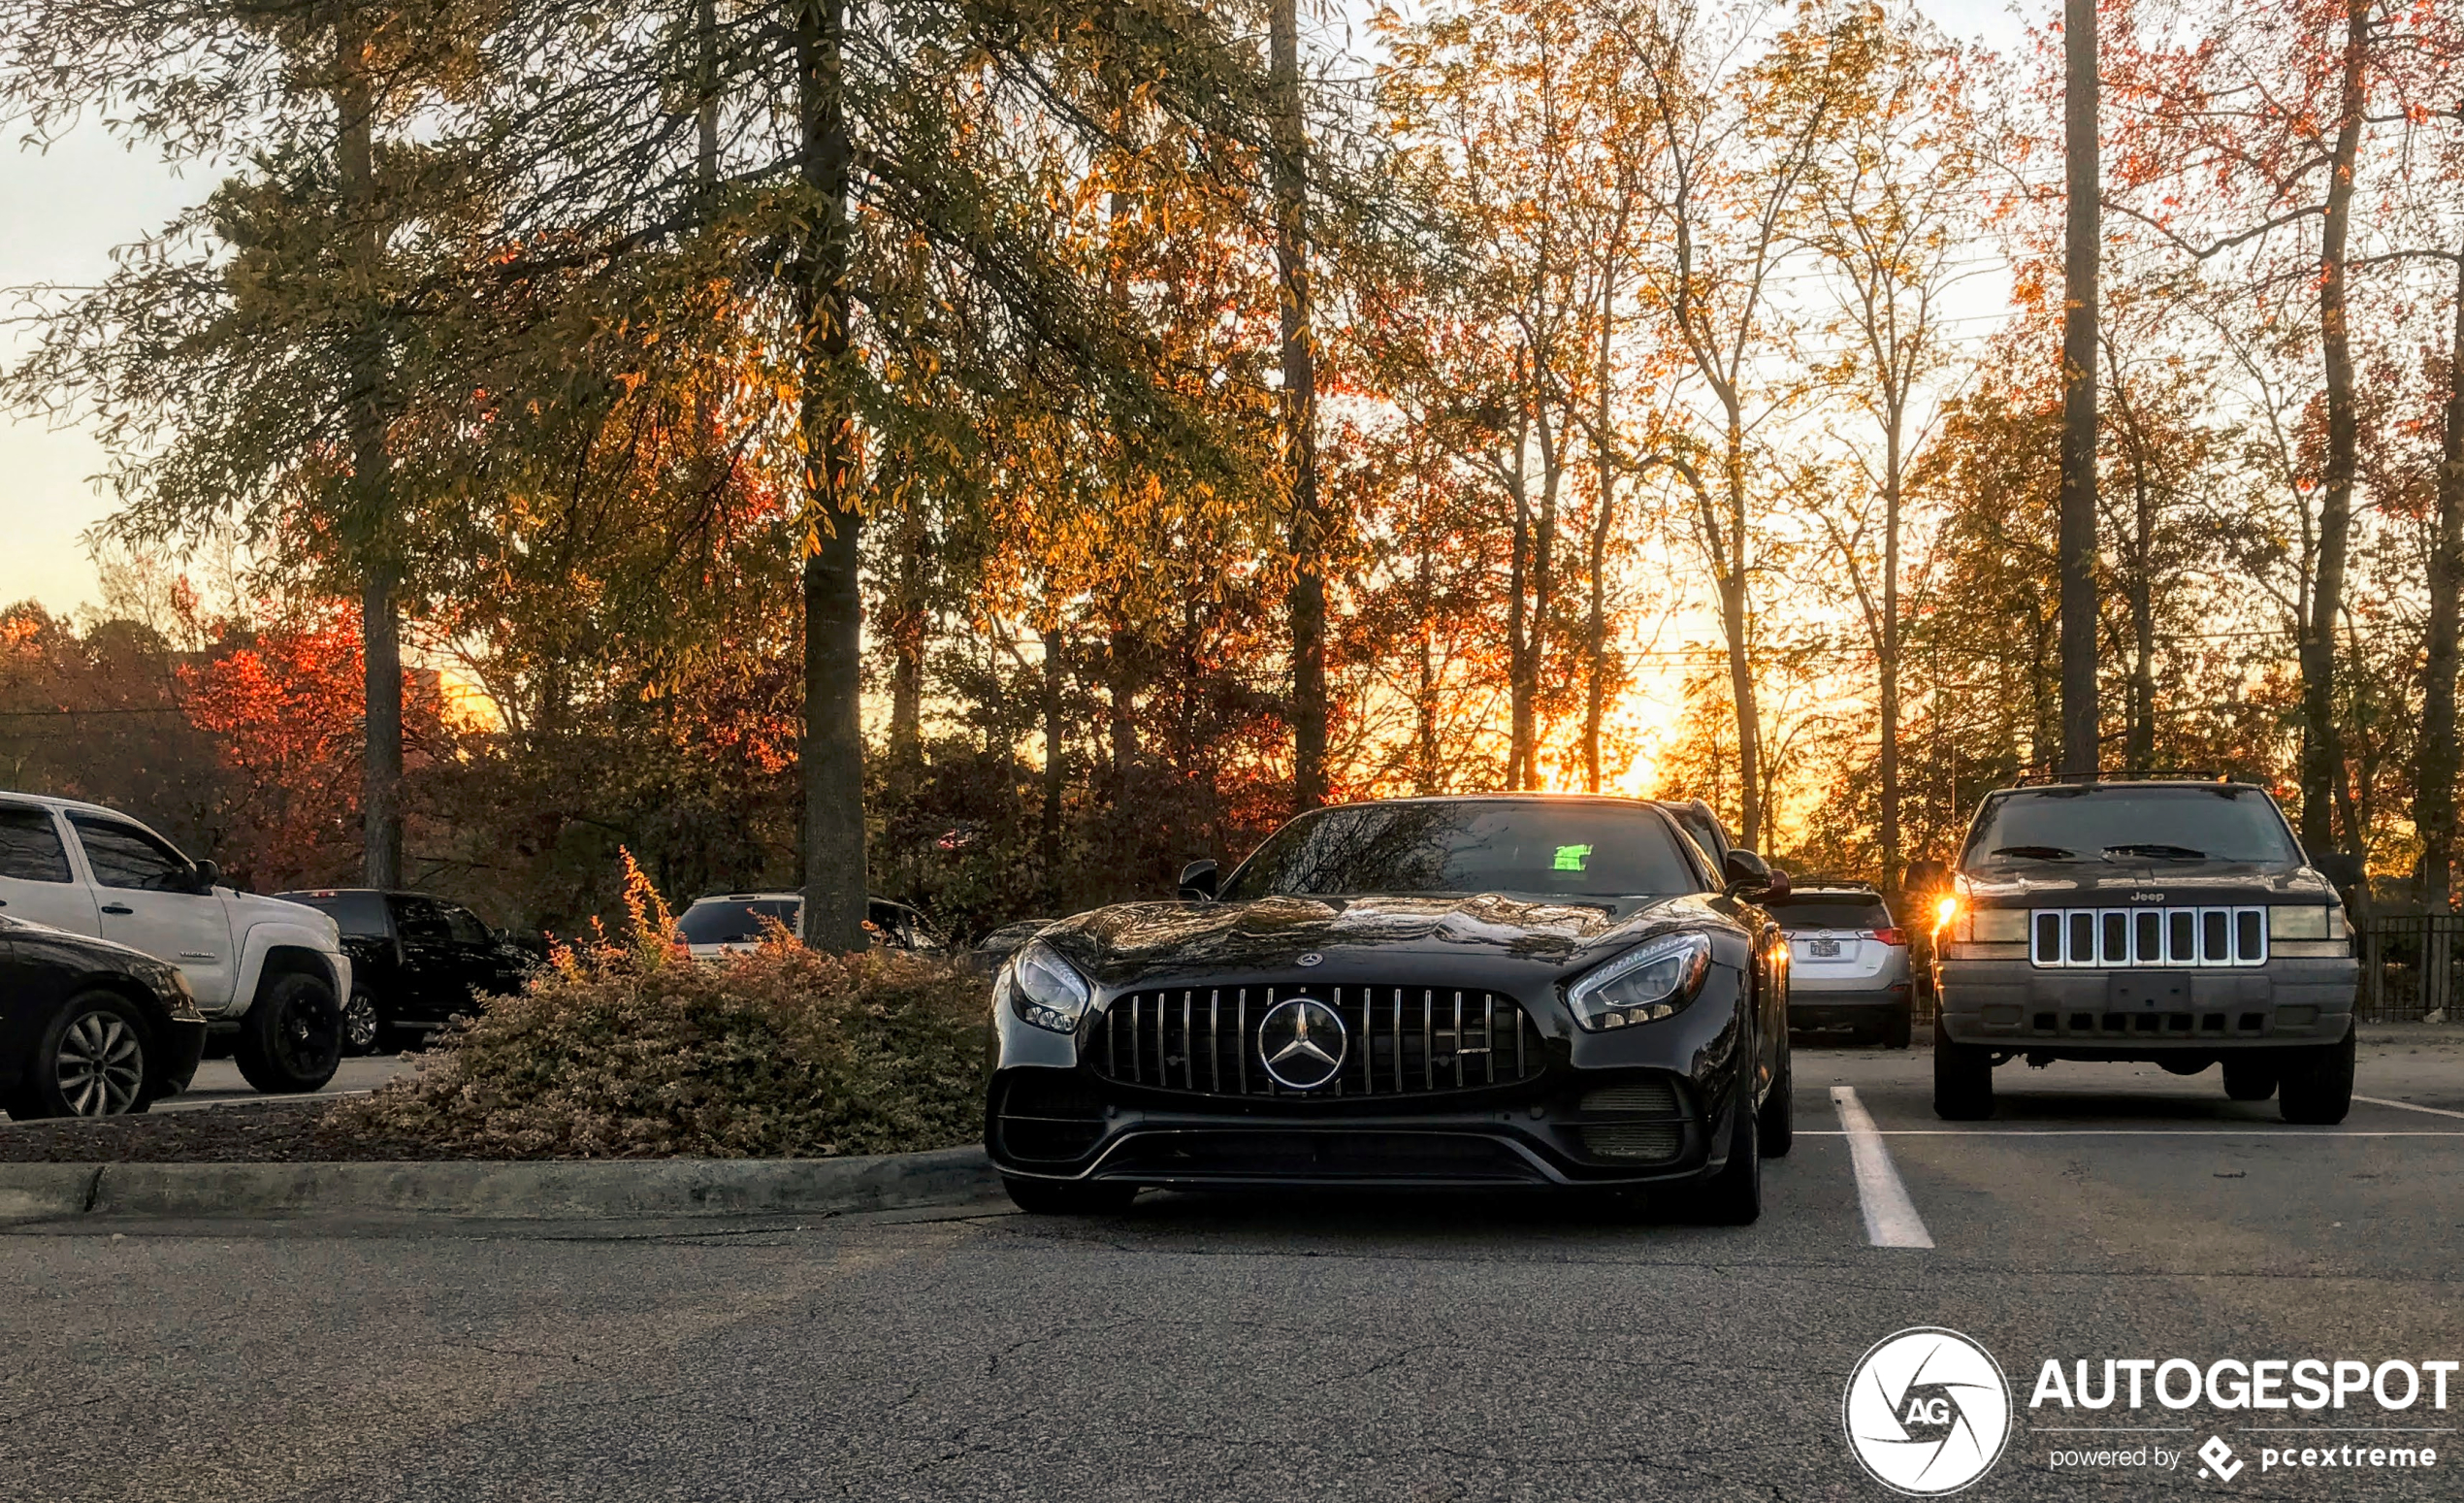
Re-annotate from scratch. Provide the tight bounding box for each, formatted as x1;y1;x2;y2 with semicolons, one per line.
1844;1327;2014;1495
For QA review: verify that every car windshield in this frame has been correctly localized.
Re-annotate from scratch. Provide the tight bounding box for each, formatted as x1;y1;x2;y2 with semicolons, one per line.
1963;785;2300;868
678;899;799;944
1220;801;1702;901
1768;897;1891;931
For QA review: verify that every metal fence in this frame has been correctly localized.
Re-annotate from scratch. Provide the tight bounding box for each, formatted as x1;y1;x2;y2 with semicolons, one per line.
2357;914;2464;1022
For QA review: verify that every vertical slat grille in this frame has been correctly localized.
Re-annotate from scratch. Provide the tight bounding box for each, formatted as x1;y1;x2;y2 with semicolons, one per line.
1097;983;1545;1097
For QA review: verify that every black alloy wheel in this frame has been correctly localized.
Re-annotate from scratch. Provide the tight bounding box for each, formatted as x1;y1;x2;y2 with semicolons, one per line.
233;970;342;1095
1758;1049;1795;1158
1677;1093;1762;1225
9;993;152;1120
340;988;384;1057
1931;1015;1994;1120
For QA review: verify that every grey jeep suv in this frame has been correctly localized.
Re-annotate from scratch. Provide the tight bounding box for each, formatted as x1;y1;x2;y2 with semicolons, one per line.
1930;776;2358;1124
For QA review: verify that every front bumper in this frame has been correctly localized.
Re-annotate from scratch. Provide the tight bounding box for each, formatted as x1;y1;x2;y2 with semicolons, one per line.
987;967;1756;1191
1934;955;2356;1051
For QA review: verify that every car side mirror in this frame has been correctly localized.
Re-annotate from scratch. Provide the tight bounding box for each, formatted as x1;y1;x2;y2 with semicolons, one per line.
1178;860;1219;901
1722;848;1775;898
191;859;221;893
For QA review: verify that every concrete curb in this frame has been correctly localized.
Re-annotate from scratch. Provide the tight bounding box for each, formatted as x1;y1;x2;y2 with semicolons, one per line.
0;1145;1001;1222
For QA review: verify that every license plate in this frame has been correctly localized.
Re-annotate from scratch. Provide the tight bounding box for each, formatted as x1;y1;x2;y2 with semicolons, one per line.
1810;939;1842;958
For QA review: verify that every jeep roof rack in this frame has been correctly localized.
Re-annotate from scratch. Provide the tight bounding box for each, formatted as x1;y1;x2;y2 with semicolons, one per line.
2010;768;2232;787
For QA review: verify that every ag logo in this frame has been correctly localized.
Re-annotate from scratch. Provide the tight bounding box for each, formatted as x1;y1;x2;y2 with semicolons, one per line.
1843;1327;2012;1495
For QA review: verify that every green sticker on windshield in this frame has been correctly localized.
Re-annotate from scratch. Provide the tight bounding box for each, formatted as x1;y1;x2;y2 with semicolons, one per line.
1553;843;1593;872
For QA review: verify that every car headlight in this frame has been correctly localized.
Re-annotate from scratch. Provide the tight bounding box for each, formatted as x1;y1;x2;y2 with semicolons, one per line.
2268;905;2329;940
1566;932;1713;1030
1003;939;1092;1034
1964;907;2027;943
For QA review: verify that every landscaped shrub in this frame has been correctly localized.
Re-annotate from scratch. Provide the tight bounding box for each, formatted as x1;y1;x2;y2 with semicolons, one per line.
325;862;989;1159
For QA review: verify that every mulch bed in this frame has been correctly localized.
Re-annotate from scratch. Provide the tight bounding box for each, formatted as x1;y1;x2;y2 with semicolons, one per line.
0;1101;498;1163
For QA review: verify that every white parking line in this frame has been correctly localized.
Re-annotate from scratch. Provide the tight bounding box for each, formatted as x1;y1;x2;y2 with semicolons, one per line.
1830;1086;1934;1249
2354;1095;2464;1121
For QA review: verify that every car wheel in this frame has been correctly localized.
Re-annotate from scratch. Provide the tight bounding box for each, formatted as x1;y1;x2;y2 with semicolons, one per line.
1883;1005;1913;1050
1001;1175;1139;1215
2221;1055;2278;1101
2279;1024;2355;1126
1757;1049;1794;1158
232;970;342;1095
1931;1015;1994;1121
340;988;385;1058
9;993;151;1120
1678;1094;1761;1225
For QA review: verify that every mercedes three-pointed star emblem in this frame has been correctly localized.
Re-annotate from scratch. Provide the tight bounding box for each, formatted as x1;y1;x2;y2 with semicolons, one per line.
1257;997;1348;1090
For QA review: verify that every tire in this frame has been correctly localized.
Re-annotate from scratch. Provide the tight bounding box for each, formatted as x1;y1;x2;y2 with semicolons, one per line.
232;969;342;1095
1677;1093;1762;1225
8;992;151;1120
2221;1055;2278;1101
1002;1175;1139;1215
1932;1015;1994;1121
340;988;385;1058
2279;1024;2355;1126
1883;1004;1913;1050
1757;1048;1794;1159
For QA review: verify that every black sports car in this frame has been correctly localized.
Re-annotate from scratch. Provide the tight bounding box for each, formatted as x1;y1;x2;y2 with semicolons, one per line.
1;913;209;1119
985;795;1794;1222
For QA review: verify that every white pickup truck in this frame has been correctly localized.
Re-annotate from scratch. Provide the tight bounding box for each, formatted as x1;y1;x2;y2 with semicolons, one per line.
0;792;351;1095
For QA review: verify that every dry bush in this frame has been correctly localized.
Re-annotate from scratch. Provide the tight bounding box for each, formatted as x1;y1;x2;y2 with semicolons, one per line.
325;860;989;1159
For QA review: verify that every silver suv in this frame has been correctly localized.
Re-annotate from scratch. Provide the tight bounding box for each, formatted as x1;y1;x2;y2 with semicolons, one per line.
1930;776;2357;1123
1770;887;1914;1047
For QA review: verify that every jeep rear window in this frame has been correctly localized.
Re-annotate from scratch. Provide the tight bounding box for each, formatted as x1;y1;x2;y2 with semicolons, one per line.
1767;898;1892;930
1963;786;2300;867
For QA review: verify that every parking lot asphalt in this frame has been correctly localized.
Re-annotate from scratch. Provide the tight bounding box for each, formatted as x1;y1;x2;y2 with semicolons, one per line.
5;1029;2460;1502
150;1056;419;1114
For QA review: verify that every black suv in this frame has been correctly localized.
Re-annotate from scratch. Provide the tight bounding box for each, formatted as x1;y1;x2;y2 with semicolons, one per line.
274;889;542;1054
1929;776;2358;1123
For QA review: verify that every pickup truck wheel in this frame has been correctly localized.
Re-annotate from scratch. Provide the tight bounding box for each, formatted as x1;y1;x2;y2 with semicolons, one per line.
2221;1055;2278;1101
233;971;342;1095
340;988;384;1057
1932;1015;1994;1120
2278;1025;2355;1126
7;993;153;1120
1001;1176;1139;1215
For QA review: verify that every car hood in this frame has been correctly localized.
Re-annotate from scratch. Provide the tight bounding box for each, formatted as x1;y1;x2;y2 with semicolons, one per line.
227;890;343;945
1958;861;2337;906
1034;892;1720;990
0;913;180;973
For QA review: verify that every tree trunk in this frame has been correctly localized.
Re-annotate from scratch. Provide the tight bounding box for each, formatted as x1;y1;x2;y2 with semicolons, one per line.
1269;0;1325;813
2416;248;2464;909
2058;0;2100;780
337;11;401;890
2299;0;2368;861
795;0;867;953
1720;408;1762;848
1506;457;1533;790
1107;628;1138;800
1879;417;1902;891
1584;478;1612;796
1041;625;1065;895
